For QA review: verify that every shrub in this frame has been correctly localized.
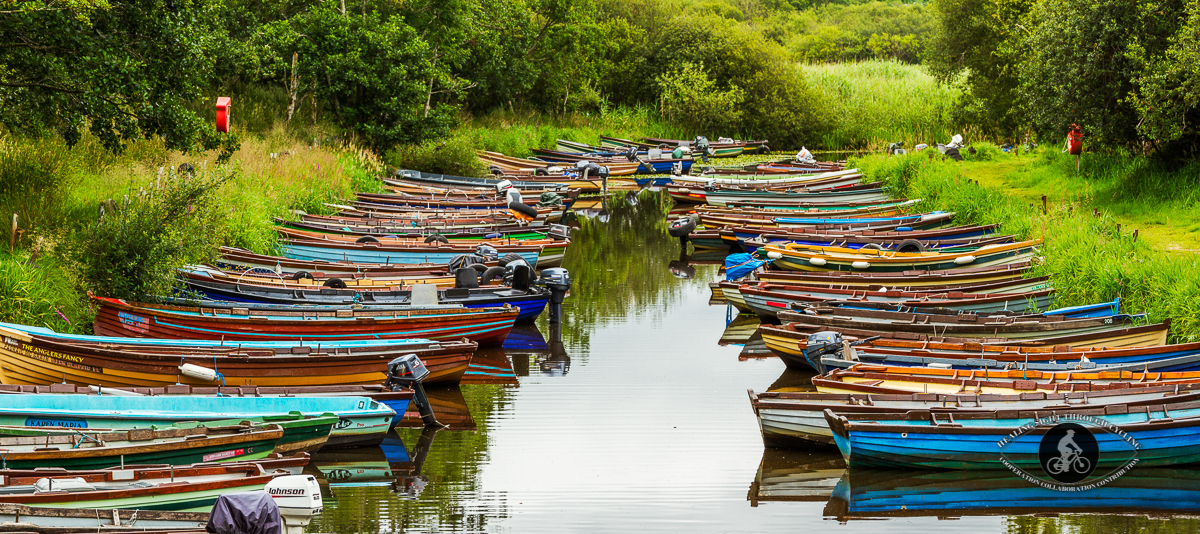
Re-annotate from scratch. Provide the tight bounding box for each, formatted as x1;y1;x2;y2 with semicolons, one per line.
387;135;487;177
656;62;745;135
61;169;233;301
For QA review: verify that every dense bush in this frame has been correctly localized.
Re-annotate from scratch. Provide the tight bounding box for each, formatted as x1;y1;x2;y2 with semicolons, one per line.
780;1;935;63
61;170;232;302
387;136;488;178
656;63;745;135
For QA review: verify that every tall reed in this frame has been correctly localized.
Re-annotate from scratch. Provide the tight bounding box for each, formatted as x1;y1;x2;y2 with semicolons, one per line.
803;60;964;150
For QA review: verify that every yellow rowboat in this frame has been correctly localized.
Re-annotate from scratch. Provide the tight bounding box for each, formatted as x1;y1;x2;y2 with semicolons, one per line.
759;239;1042;272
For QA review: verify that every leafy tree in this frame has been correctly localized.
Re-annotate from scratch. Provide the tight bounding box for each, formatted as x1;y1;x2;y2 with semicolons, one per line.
257;0;456;150
1017;0;1188;150
656;62;745;134
925;0;1032;138
1127;0;1200;155
0;0;239;158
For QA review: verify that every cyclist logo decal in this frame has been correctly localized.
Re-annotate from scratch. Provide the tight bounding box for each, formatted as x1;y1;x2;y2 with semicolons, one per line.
1038;423;1098;483
996;414;1140;491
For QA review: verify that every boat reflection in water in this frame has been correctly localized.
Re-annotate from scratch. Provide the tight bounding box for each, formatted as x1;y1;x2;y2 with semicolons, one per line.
824;468;1200;519
721;314;762;347
504;323;571;377
397;385;478;431
310;427;442;499
748;449;846;506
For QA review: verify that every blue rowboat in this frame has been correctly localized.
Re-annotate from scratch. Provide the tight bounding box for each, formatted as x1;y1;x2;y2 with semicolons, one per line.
825;400;1200;470
179;277;549;323
773;214;933;226
847;338;1200;370
1045;298;1122;318
826;468;1200;518
0;393;397;449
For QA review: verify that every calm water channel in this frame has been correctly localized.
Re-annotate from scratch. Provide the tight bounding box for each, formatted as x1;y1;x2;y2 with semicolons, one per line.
306;194;1200;533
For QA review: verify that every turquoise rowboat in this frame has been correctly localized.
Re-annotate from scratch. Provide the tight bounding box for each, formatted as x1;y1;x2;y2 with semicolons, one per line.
825;399;1200;470
281;240;543;267
0;394;397;449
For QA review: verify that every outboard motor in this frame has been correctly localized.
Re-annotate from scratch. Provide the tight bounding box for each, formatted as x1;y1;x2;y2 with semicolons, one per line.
624;145;639;162
804;331;880;374
475;244;498;260
548;224;571;240
693;136;712;163
510;263;533;291
265;475;323;534
538;267;571;324
454;268;479;289
382;354;441;427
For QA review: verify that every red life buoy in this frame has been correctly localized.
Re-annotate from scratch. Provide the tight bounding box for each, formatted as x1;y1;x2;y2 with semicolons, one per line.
216;97;231;133
1067;125;1082;155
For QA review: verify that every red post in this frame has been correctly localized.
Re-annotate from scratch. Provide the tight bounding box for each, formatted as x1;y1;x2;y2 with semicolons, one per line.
215;97;231;133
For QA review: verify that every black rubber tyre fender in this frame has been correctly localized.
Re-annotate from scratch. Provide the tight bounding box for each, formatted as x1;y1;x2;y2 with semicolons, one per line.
323;277;348;289
488;165;503;176
424;234;450;244
897;239;926;254
509;202;539;219
498;253;524;267
758;145;772;155
291;270;314;281
355;235;381;244
534;167;550;176
468;263;488;273
860;243;884;251
480;266;507;284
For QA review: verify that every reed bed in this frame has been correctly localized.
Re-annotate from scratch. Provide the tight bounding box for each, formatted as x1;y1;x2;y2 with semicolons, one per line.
803;60;964;150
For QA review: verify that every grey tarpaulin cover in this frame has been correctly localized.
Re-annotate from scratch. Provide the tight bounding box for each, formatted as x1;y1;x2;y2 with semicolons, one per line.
206;492;282;534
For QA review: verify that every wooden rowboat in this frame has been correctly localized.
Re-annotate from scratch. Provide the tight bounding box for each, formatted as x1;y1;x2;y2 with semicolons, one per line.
0;320;476;387
92;296;516;348
0;461;288;511
0;422;284;469
179;273;550;323
827;467;1200;519
750;384;1200;447
758;239;1040;272
0;393;396;450
825;400;1200;469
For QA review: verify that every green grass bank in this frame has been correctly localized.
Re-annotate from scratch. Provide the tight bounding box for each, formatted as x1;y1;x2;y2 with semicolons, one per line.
855;149;1200;342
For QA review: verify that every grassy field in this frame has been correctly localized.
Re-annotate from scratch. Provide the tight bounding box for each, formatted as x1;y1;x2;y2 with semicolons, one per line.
802;60;964;150
855;148;1200;341
0;125;381;332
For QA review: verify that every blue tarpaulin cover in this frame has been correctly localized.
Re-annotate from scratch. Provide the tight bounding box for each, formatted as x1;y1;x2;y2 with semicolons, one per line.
725;253;765;281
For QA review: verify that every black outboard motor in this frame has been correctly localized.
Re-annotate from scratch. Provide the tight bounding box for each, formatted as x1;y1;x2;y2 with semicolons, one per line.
454;268;480;289
538;267;571;323
510;263;533;291
804;331;880;374
382;354;441;427
693;136;712;163
475;244;498;260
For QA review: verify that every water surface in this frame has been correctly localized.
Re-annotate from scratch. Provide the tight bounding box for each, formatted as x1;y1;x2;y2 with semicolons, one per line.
307;194;1199;533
